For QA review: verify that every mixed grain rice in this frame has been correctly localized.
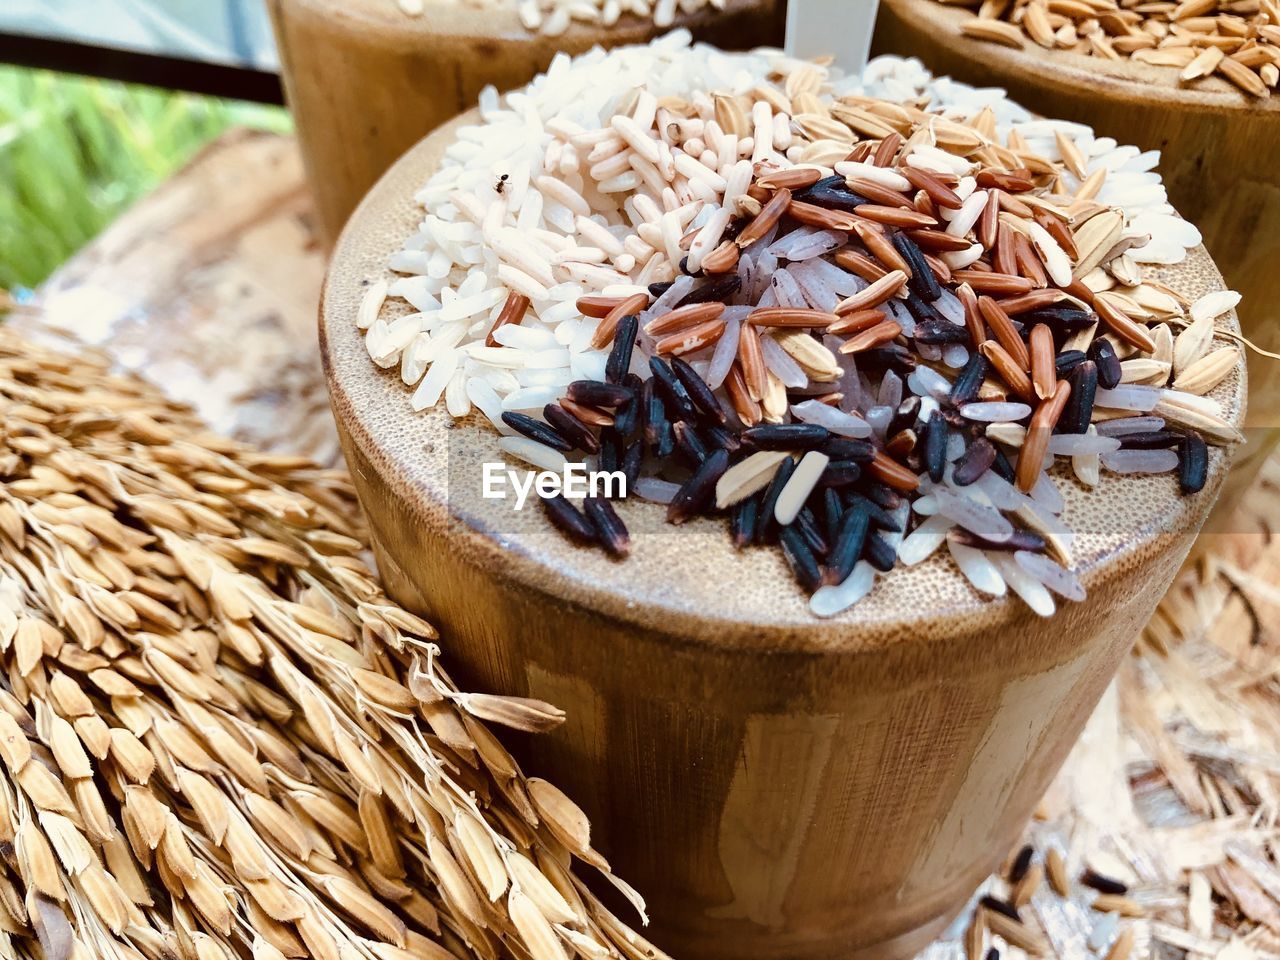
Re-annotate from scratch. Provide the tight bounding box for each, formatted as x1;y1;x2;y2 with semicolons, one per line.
363;32;1244;619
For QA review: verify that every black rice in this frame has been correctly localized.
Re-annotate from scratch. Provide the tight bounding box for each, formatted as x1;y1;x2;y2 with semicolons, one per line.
922;411;947;483
622;440;643;487
894;232;942;302
741;423;830;451
991;445;1017;483
611;373;643;436
855;486;904;521
950;353;989;406
823;437;875;461
821;487;843;544
673;421;709;464
731;495;760;548
1054;349;1088;378
1008;845;1035;884
568;379;633;409
779;526;823;591
903;291;948;326
598;429;622;474
1025;305;1094;336
649;357;696;421
953;436;996;486
756;455;797;543
796;174;869;212
584;496;631;558
542;494;597;545
642;380;665;444
1089;338;1123;389
671;356;728;425
858;343;917;374
667;448;729;525
915;319;971;345
864;532;897;572
950;527;1048;553
826;499;871;585
606;313;639;384
818;460;863;488
1116;429;1181;450
1179;432;1208;494
501;412;572;452
544;403;599;453
1061;359;1097;435
1080;869;1128;896
980;895;1021;921
704;424;742;452
656;420;675;459
676;273;742;307
794;506;828;558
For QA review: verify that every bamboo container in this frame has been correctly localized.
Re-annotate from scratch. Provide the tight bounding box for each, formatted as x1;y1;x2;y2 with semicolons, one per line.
872;0;1280;535
319;114;1245;960
267;0;784;245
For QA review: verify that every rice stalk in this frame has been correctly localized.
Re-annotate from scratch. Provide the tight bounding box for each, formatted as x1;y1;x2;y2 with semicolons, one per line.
0;320;658;960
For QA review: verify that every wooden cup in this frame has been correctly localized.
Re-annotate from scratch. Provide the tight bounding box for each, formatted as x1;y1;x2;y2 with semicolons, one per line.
872;0;1280;535
320;114;1245;960
266;0;784;245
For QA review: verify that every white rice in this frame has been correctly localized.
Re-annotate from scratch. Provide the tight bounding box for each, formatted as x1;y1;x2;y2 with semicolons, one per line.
948;540;1007;597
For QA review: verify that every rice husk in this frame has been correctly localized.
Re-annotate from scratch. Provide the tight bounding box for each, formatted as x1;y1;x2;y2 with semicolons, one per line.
0;321;658;960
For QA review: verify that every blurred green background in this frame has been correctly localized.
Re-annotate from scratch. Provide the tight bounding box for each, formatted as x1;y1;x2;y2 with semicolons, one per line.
0;65;289;291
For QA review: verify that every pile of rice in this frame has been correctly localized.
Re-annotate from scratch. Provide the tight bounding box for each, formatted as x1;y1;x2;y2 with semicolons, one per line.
394;0;731;35
359;31;1243;618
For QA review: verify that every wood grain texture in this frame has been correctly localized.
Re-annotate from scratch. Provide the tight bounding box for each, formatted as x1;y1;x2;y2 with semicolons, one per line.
873;0;1280;524
266;0;785;245
320;116;1245;959
22;128;338;466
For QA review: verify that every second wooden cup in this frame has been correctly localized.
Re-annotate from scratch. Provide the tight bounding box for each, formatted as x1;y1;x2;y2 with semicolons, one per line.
267;0;785;244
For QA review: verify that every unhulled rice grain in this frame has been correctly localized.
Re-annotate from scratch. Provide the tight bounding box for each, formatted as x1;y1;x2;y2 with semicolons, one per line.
0;322;659;960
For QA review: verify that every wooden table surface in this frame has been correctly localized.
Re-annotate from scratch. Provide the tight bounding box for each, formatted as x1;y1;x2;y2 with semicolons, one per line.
22;126;1280;960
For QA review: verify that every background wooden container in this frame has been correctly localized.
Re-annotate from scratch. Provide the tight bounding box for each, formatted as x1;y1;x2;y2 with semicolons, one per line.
320;116;1245;960
266;0;784;245
873;0;1280;534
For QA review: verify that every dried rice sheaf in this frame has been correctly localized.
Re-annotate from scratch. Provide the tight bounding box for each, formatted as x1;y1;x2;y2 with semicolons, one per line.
0;322;660;960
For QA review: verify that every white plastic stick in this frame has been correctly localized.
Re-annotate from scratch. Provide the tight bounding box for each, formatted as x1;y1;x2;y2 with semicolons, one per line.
784;0;882;75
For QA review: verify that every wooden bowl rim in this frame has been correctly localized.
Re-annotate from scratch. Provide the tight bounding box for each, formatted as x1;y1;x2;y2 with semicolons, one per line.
280;0;773;47
882;0;1280;117
321;105;1245;655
